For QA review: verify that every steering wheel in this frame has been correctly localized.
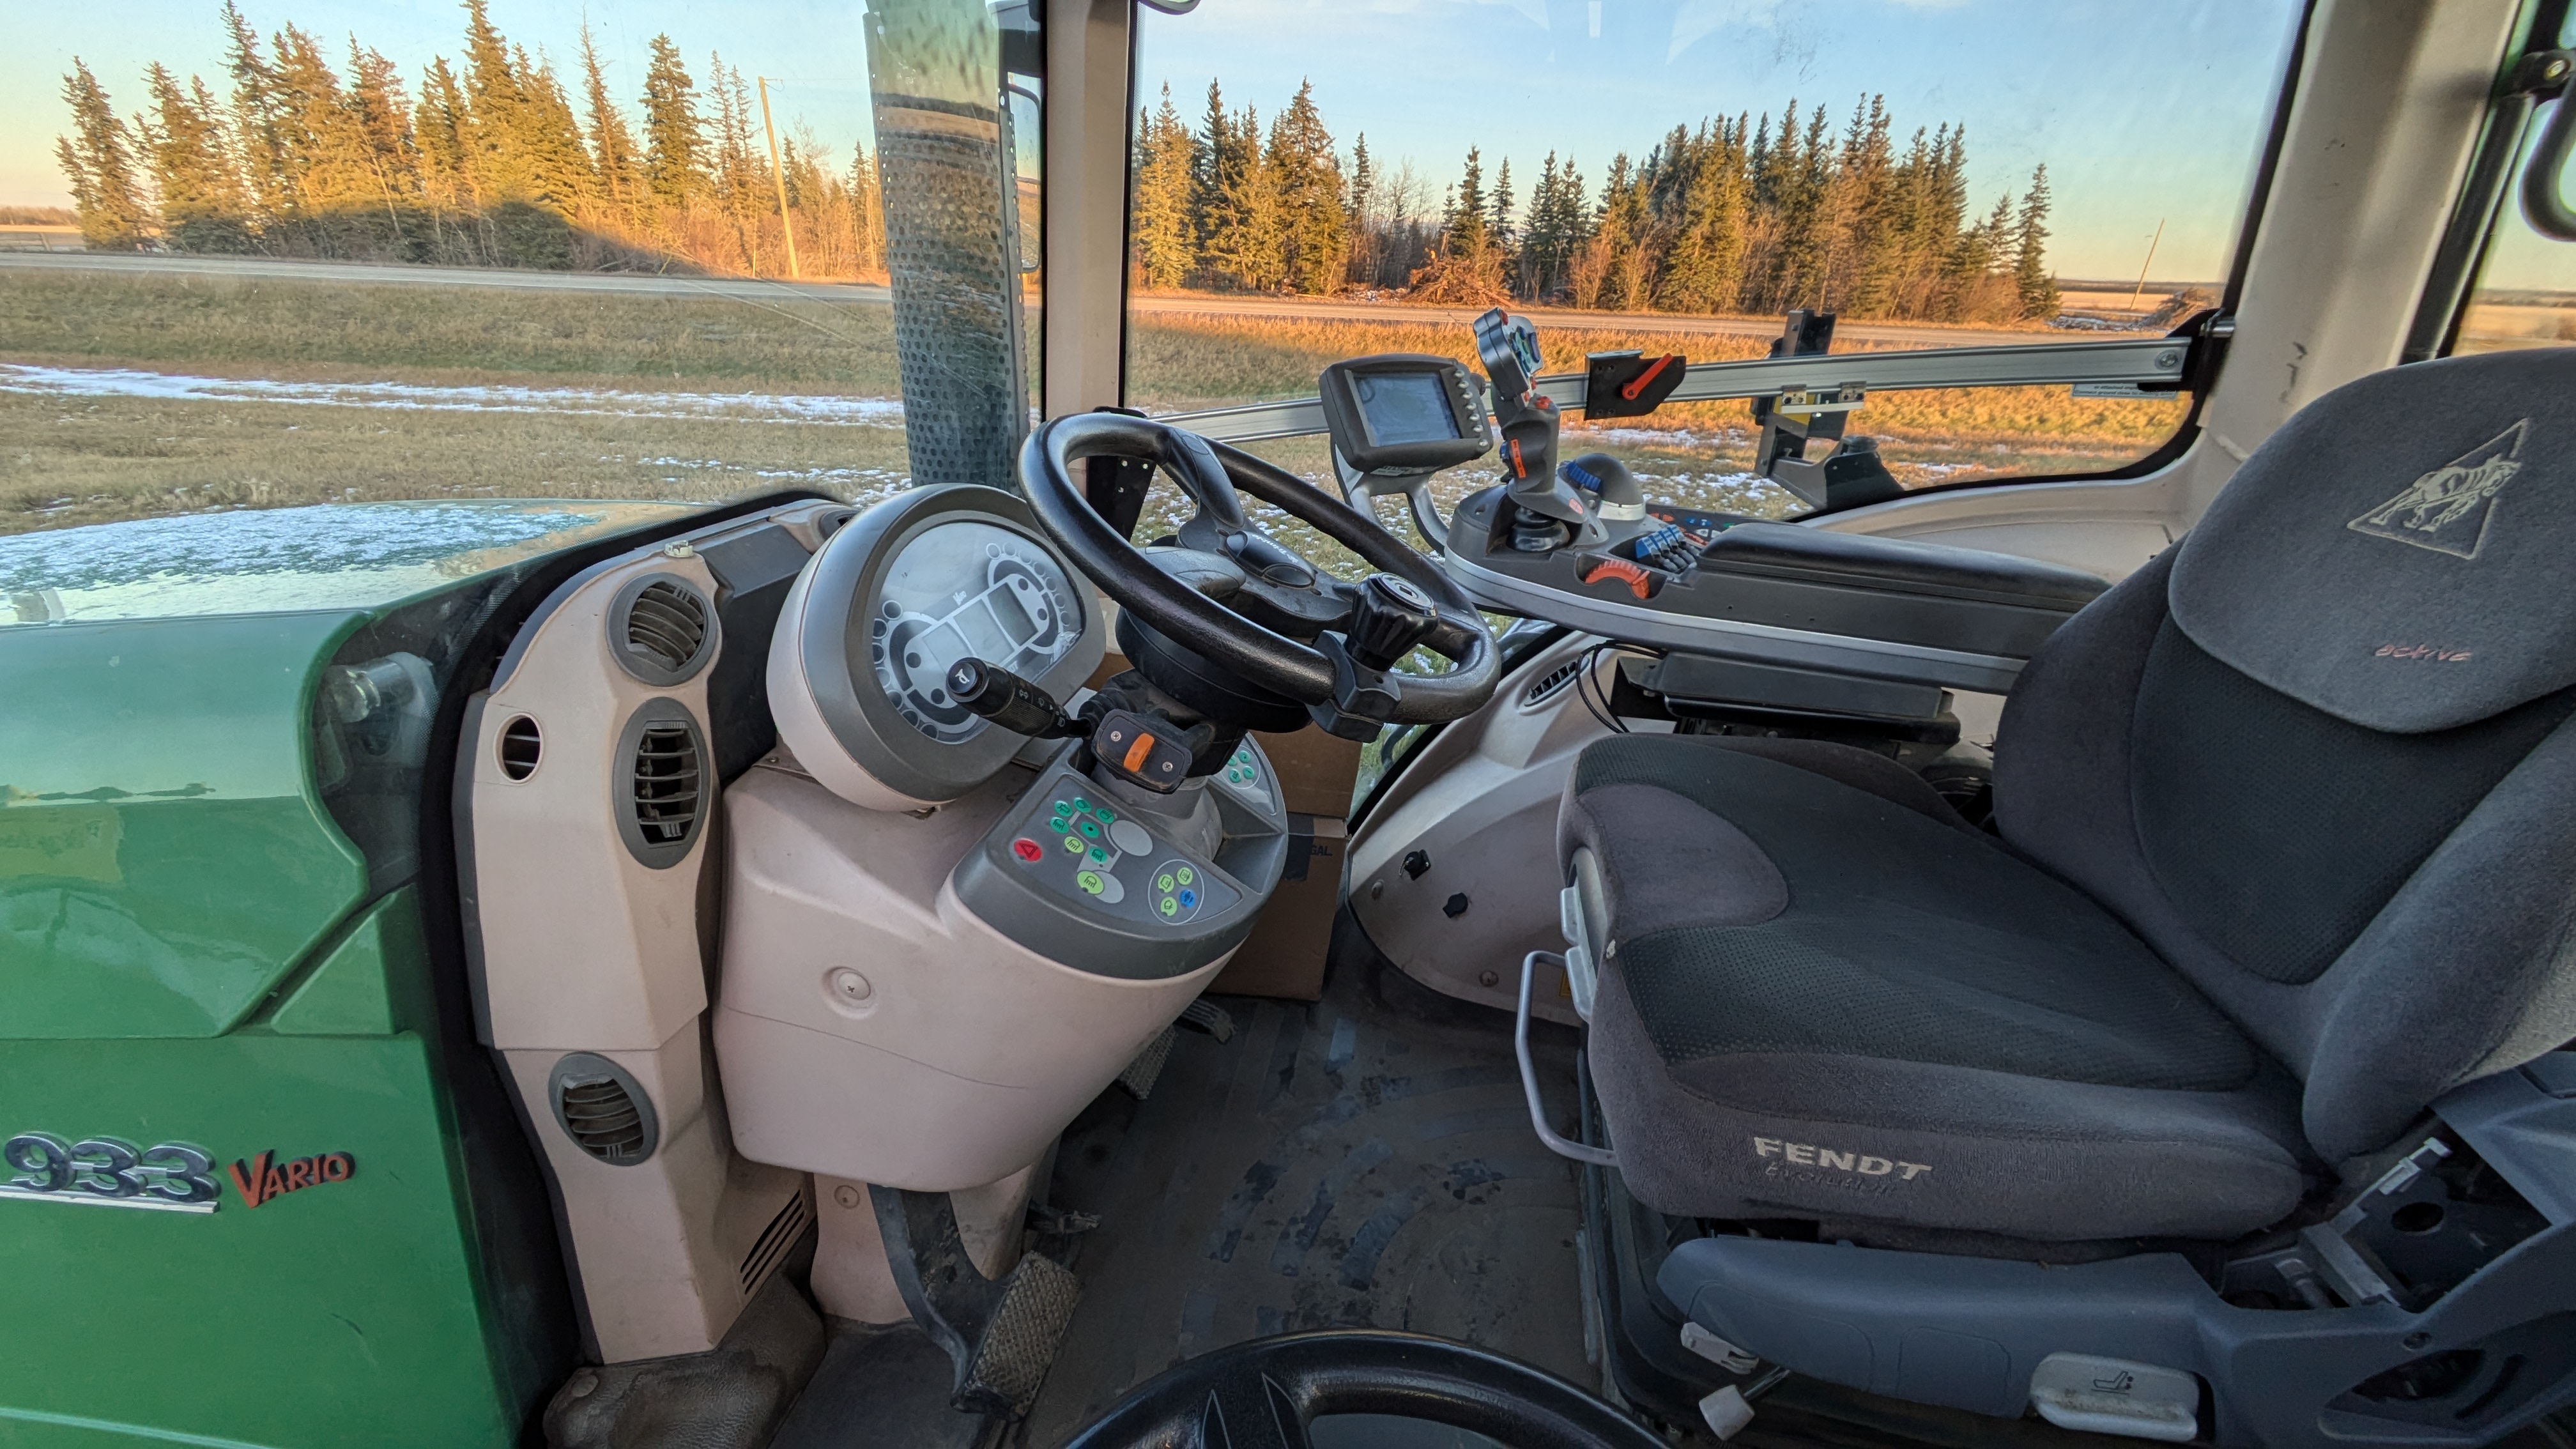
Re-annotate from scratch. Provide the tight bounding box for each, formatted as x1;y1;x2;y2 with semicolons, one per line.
1057;1331;1666;1449
1020;413;1499;728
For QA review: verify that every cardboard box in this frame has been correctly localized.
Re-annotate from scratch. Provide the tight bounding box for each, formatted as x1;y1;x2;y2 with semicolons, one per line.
1248;727;1363;818
1210;813;1346;1000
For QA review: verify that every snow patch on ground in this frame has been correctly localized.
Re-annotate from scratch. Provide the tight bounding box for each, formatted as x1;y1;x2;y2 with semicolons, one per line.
0;363;907;426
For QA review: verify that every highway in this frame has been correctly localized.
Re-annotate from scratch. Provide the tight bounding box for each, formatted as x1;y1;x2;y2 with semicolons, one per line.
0;249;2099;349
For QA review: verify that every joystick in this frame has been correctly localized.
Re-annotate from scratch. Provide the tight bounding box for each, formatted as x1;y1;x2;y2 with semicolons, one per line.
1475;308;1604;554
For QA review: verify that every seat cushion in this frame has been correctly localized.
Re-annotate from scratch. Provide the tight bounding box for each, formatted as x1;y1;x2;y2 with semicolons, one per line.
1561;735;2312;1241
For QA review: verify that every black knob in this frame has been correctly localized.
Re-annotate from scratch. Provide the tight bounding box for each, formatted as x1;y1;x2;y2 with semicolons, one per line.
1345;574;1440;672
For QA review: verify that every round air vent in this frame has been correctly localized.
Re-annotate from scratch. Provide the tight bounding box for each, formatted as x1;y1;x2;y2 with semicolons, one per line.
498;715;542;780
548;1053;659;1166
615;698;708;869
610;574;717;686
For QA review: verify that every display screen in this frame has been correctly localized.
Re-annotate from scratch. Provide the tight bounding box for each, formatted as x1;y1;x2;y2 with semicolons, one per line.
1354;371;1462;446
866;520;1080;744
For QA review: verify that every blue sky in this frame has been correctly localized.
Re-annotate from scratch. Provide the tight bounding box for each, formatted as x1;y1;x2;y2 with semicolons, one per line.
9;0;2296;282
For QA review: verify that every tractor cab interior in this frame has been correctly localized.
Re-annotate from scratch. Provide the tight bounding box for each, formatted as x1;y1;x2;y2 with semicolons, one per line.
16;0;2576;1447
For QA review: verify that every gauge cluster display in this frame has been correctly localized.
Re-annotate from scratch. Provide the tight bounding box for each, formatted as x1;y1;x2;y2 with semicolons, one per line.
866;521;1081;743
769;486;1102;813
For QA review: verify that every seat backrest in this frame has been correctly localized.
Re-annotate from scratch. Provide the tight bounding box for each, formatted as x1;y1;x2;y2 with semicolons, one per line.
1994;348;2576;1162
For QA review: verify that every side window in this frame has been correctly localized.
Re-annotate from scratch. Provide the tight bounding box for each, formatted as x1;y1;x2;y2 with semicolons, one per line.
1124;2;2303;519
8;0;1035;551
2447;12;2576;356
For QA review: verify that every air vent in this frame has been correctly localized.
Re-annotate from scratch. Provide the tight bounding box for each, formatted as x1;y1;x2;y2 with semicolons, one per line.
548;1053;659;1166
498;715;542;780
1522;657;1587;709
632;723;702;845
740;1191;810;1294
615;700;708;868
610;574;717;686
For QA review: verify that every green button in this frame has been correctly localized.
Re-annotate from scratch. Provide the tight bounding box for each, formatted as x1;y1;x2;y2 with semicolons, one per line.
1052;799;1070;815
1048;815;1069;832
1157;898;1179;918
1071;796;1090;812
1077;819;1101;839
1089;846;1108;864
1077;870;1105;895
1156;873;1176;892
1176;866;1195;885
1094;807;1116;824
1063;834;1086;854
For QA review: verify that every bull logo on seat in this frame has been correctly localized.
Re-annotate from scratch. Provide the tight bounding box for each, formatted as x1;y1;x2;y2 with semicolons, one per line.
2349;420;2529;560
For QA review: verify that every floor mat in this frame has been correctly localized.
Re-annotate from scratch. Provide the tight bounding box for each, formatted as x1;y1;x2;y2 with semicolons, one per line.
1018;953;1591;1445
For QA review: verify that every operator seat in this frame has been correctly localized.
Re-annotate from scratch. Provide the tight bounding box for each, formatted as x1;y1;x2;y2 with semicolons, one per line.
1560;348;2576;1243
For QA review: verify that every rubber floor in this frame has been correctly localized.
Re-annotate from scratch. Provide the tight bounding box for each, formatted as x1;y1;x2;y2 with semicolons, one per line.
1016;949;1593;1446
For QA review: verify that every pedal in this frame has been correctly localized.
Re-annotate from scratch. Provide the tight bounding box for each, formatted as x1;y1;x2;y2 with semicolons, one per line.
870;1185;1084;1420
1117;1027;1176;1099
1179;998;1235;1042
960;1252;1082;1417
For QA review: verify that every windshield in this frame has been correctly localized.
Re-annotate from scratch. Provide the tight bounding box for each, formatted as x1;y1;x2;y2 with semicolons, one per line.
2;0;1038;583
1124;0;2303;528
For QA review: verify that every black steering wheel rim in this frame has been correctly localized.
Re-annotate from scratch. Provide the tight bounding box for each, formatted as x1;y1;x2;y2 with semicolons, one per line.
1019;413;1499;726
1055;1330;1667;1449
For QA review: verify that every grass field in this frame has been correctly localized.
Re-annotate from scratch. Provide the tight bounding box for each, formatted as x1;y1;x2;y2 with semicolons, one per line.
1;270;2187;540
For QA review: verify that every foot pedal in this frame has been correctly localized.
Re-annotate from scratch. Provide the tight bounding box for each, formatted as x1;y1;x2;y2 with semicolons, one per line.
1117;1027;1176;1099
960;1252;1081;1416
870;1185;1084;1419
1179;999;1235;1042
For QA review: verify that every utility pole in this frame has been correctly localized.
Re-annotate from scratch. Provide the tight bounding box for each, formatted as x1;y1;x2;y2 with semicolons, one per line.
2128;217;2166;312
756;75;801;281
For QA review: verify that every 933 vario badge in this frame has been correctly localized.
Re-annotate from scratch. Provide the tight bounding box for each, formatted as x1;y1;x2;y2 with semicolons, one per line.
2;1133;222;1214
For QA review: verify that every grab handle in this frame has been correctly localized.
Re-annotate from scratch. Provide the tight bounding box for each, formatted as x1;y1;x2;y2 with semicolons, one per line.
1517;951;1618;1167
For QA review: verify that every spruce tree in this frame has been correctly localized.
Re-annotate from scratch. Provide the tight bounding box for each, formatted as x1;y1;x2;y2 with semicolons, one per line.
141;64;252;252
458;0;530;198
1488;155;1514;253
54;60;152;249
414;57;473;219
1129;85;1195;288
1267;80;1346;295
1192;79;1227;264
222;2;293;231
516;50;599;211
1202;102;1281;290
2012;163;2058;319
1346;132;1376;286
1656;121;1745;314
579;24;643;207
640;35;702;210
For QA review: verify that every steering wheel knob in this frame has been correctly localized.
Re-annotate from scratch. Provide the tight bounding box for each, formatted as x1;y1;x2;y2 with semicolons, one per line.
1347;573;1442;673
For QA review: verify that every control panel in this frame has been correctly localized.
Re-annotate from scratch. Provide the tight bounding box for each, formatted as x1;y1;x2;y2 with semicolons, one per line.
949;738;1291;981
1211;739;1276;815
999;779;1241;926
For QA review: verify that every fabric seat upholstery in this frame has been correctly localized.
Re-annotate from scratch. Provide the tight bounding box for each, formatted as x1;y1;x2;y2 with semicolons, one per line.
1563;347;2576;1244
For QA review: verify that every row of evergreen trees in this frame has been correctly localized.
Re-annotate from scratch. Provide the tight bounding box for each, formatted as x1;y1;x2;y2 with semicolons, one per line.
1132;82;2060;323
54;1;887;277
